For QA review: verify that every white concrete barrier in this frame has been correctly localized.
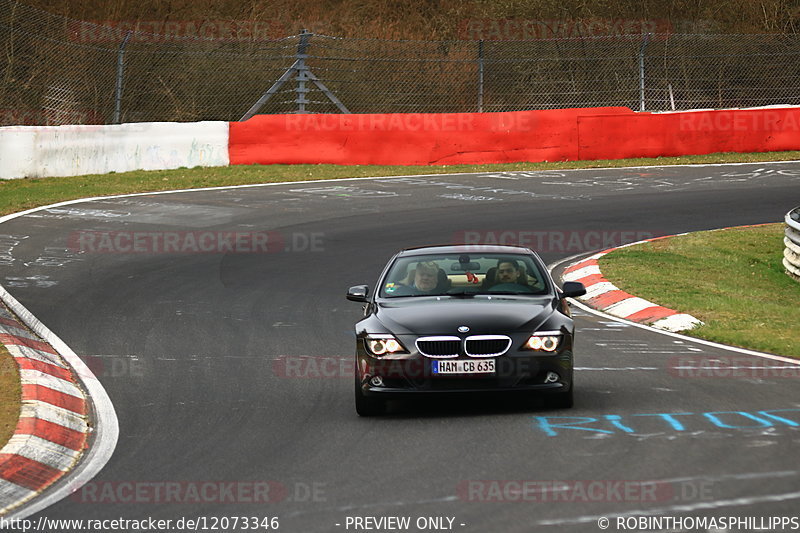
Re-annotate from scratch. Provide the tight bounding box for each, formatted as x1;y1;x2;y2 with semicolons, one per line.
0;128;36;179
0;121;229;179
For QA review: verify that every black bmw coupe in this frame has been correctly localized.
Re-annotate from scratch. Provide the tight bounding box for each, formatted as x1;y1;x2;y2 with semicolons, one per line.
346;245;586;416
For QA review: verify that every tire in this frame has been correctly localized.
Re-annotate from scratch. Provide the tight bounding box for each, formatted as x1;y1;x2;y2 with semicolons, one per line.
545;385;574;409
355;377;386;416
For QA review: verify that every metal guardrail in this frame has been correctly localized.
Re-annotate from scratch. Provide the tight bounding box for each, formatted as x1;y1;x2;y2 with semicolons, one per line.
784;206;800;281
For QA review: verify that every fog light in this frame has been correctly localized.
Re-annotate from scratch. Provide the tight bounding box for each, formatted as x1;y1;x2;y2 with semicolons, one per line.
544;372;560;383
369;376;384;387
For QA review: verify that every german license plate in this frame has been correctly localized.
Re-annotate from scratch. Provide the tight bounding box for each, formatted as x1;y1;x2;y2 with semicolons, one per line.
432;359;495;375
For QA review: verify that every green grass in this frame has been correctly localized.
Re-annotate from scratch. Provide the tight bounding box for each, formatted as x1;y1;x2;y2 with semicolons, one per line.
0;343;21;448
3;150;800;217
599;224;800;357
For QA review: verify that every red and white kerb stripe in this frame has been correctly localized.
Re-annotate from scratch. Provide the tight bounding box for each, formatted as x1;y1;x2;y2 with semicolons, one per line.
562;249;703;332
0;308;89;515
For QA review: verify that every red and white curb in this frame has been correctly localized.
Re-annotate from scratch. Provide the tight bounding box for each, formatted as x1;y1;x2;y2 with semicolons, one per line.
562;242;703;333
0;301;95;515
0;304;90;515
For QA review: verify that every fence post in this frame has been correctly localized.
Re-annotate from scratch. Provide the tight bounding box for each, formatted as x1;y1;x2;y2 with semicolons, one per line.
477;39;484;112
112;31;133;124
638;32;651;112
295;29;311;113
239;29;349;119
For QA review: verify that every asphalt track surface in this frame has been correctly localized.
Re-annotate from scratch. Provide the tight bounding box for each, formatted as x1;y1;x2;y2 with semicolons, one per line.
2;162;800;532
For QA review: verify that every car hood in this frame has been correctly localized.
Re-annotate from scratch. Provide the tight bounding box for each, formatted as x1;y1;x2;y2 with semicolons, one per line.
375;297;555;335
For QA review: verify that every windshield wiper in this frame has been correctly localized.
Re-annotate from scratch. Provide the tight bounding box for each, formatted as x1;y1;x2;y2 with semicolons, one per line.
480;290;540;296
445;289;477;298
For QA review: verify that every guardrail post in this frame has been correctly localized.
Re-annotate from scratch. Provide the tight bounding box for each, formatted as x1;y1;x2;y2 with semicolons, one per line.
783;206;800;282
112;31;133;125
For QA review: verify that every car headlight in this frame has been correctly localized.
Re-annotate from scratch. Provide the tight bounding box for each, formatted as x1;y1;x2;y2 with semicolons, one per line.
524;331;561;352
365;334;407;356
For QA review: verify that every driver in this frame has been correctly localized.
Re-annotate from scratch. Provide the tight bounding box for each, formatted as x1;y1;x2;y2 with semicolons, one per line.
495;259;523;285
489;259;531;291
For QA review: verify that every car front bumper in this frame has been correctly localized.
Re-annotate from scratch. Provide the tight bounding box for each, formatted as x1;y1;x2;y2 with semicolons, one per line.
356;347;574;397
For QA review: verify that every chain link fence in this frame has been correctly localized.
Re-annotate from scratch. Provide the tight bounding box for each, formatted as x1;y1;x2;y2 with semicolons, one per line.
3;0;800;126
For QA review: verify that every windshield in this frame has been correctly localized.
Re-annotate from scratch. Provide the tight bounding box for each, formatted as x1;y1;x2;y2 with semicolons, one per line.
380;252;550;298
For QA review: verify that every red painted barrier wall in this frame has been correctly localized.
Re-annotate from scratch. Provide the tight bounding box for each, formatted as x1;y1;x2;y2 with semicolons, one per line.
229;106;800;166
578;107;800;160
229;108;633;166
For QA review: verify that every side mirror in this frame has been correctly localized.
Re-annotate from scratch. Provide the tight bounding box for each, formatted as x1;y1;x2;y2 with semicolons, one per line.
347;285;369;302
561;281;586;298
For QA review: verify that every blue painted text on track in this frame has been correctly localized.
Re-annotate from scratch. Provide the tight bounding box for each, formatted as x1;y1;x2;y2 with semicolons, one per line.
532;409;800;437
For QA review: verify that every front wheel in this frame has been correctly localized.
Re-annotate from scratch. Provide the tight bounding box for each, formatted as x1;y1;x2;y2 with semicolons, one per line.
355;377;386;416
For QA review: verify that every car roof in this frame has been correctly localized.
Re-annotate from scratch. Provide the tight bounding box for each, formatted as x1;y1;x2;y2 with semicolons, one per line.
396;244;537;257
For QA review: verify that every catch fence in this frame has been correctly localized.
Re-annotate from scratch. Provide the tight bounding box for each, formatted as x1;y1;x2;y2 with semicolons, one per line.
2;0;800;125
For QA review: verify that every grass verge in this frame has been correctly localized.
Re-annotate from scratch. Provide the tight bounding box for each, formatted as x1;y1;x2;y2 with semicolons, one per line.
2;150;800;217
0;343;21;448
599;224;800;357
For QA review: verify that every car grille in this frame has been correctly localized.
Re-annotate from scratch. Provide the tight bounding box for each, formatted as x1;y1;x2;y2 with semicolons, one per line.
416;335;512;358
416;337;460;358
465;335;512;357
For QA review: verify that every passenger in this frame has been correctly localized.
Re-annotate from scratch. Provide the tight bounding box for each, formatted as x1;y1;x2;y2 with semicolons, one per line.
409;261;439;292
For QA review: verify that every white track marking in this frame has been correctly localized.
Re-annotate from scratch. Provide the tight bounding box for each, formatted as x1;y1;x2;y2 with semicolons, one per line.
19;369;84;399
563;264;600;280
19;402;88;434
0;481;36;514
4;344;67;368
583;282;617;299
3;435;80;471
604;297;656;316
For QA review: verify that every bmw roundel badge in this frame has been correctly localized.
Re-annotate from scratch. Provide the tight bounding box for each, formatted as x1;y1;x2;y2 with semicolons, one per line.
458;325;470;333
